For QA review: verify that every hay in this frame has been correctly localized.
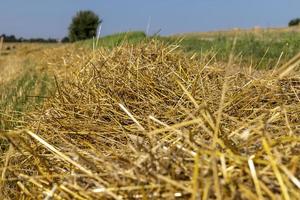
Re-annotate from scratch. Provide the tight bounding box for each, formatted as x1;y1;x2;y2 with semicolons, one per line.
1;41;300;199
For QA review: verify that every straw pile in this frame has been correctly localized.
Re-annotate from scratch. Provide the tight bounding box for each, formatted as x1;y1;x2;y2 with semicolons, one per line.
1;41;300;199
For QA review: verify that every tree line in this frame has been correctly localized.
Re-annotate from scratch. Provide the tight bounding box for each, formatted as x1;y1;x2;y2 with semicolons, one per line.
0;34;59;43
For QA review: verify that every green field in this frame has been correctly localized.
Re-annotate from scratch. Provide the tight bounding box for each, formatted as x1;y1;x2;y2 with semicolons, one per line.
0;45;53;130
83;29;300;69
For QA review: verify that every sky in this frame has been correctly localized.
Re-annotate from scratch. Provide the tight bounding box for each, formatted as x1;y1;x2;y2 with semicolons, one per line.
0;0;299;39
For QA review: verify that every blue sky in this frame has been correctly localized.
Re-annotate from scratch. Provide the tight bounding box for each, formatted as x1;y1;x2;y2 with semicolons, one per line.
0;0;299;39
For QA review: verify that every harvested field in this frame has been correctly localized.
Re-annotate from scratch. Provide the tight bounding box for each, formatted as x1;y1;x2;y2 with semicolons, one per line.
1;41;300;199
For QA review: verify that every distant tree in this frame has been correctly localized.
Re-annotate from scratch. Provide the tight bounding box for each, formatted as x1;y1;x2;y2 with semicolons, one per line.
0;34;58;43
46;38;58;43
1;34;17;42
68;10;101;42
288;18;300;27
19;37;25;42
61;37;70;43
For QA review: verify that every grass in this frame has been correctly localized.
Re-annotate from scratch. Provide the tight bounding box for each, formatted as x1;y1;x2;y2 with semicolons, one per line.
78;31;147;49
81;30;300;69
0;56;53;163
165;32;300;69
0;59;53;130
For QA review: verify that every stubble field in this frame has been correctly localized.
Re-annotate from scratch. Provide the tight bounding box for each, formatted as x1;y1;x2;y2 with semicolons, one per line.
0;29;300;199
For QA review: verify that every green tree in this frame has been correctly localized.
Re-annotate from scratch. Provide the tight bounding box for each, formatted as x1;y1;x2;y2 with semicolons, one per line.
68;10;101;42
61;37;70;43
288;18;300;27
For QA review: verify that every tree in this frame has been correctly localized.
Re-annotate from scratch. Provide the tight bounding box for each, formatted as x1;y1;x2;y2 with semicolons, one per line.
68;10;101;42
288;18;300;27
61;37;70;43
